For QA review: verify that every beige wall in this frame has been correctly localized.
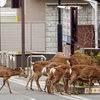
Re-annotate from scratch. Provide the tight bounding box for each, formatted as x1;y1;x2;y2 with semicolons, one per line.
17;0;85;21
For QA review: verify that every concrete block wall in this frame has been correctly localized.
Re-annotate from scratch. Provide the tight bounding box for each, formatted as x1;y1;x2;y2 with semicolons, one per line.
78;5;92;25
45;6;58;52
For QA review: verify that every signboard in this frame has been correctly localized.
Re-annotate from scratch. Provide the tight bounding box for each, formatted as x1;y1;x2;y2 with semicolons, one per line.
63;9;71;44
63;34;71;43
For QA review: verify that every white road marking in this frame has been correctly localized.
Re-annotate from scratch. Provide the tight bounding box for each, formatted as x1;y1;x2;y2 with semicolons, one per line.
8;78;92;100
0;78;36;100
11;90;36;100
55;93;80;100
71;95;92;100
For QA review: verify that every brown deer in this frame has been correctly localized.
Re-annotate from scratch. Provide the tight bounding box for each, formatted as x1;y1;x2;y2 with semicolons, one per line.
26;52;69;91
42;62;69;92
69;65;100;94
62;54;92;93
68;65;89;94
46;64;71;95
0;66;27;93
69;54;91;66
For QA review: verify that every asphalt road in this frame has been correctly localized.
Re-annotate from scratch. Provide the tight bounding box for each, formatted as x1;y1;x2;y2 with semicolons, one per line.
0;76;100;100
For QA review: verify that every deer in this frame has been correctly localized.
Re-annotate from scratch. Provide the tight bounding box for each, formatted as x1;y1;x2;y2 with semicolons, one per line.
69;65;100;94
0;66;27;93
62;53;92;93
46;64;71;95
26;52;69;91
69;53;91;66
42;62;69;92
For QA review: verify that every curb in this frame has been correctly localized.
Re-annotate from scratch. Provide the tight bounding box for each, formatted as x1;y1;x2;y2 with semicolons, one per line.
59;83;100;94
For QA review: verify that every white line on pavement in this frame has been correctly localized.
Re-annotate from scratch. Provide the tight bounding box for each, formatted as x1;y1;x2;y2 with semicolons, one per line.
71;95;92;100
9;78;92;100
55;93;80;100
12;89;36;100
0;78;36;100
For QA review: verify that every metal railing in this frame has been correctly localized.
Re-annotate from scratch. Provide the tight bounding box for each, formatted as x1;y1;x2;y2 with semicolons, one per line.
27;55;46;76
0;51;18;69
0;51;8;66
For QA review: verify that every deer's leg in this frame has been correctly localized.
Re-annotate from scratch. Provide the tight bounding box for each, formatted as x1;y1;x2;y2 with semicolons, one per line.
69;75;78;95
47;73;54;94
73;82;78;94
54;82;59;92
0;78;6;91
50;80;54;95
63;78;68;93
26;74;35;90
63;78;71;95
35;74;42;91
46;78;52;93
97;79;100;85
70;75;77;85
6;79;12;94
30;74;35;91
52;77;63;95
44;78;49;92
26;75;32;90
66;79;71;95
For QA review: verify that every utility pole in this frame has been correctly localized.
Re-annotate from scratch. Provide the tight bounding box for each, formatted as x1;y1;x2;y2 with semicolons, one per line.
21;0;25;70
57;0;62;52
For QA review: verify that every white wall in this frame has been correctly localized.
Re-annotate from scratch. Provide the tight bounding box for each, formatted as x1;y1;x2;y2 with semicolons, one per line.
1;22;46;52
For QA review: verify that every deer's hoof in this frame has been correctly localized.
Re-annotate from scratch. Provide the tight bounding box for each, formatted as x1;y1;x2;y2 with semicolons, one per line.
60;92;63;95
67;92;71;95
75;92;78;95
26;86;28;90
30;88;34;91
51;92;54;95
64;90;67;93
39;89;42;91
10;91;12;94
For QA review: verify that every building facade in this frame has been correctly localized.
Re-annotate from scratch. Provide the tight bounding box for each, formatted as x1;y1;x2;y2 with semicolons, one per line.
0;0;100;53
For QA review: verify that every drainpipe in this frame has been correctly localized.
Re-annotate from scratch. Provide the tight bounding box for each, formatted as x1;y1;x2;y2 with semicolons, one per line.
57;0;62;52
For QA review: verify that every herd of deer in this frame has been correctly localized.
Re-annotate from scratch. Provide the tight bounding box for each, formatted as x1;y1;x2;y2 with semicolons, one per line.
0;52;100;95
26;52;100;95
